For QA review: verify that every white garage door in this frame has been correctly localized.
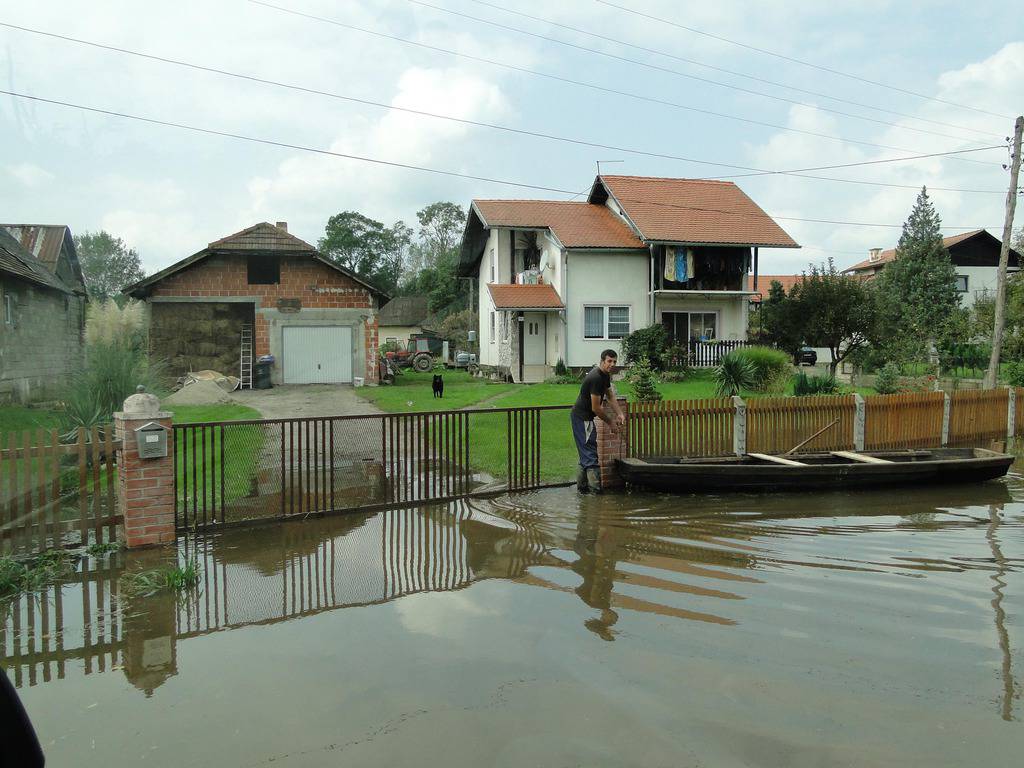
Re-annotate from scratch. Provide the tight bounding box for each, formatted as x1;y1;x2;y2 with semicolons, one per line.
282;326;353;384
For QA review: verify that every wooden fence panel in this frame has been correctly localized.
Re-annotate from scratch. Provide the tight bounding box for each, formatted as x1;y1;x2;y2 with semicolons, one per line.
0;426;122;555
948;389;1009;447
746;395;856;454
864;392;944;450
1016;388;1024;438
628;398;733;457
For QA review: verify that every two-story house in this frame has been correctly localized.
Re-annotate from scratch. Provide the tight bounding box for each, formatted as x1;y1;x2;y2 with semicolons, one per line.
457;174;799;382
843;229;1021;309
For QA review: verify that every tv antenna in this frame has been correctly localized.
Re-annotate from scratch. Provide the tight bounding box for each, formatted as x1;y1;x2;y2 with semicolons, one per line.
596;159;624;175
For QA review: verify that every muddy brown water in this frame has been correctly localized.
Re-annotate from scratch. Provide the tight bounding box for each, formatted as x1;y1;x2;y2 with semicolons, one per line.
3;469;1023;767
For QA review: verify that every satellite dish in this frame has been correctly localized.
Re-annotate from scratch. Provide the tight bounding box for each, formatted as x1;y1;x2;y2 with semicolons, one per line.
539;251;549;271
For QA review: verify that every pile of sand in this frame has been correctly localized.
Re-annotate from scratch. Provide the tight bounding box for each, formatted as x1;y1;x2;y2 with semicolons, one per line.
164;379;232;406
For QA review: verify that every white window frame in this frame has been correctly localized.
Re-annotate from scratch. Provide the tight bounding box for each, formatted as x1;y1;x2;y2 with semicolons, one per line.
687;310;719;342
503;312;510;342
490;311;495;343
955;274;968;293
583;304;631;340
489;248;495;283
3;293;11;325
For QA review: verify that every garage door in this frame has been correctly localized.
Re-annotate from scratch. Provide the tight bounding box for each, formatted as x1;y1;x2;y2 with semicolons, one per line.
282;326;353;384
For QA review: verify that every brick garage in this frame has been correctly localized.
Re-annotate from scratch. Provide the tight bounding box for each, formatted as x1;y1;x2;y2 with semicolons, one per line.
125;222;387;385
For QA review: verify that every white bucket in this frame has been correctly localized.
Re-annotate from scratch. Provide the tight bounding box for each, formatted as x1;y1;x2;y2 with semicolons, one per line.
353;377;365;387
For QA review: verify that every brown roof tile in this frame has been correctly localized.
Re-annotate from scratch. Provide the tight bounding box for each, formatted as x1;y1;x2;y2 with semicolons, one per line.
745;274;805;302
844;229;990;273
473;200;645;249
596;175;799;248
487;283;565;309
209;222;316;252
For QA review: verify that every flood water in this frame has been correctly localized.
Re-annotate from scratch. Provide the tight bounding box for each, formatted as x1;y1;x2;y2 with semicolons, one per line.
3;472;1023;766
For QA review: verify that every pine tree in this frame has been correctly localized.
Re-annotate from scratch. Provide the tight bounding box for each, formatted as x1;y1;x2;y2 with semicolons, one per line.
627;356;662;402
875;187;959;362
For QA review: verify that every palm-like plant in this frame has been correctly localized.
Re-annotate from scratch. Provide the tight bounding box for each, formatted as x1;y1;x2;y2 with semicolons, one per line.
714;352;756;396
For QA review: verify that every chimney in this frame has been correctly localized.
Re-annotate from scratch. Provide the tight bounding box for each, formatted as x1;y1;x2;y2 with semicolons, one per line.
868;247;882;262
276;221;288;232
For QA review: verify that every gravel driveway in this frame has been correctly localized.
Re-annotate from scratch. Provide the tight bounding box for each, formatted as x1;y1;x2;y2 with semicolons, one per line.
226;384;383;420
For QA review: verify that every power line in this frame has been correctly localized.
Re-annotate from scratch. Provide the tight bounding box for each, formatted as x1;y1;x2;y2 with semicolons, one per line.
408;0;999;145
0;21;1005;195
594;0;1012;121
463;0;1000;140
247;1;995;163
0;88;998;232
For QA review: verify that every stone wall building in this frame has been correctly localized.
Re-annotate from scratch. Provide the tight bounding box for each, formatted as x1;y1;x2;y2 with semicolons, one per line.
124;222;388;386
0;225;87;403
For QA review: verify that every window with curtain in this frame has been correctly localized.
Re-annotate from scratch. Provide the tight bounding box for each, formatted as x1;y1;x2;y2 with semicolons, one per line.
584;305;630;339
490;311;495;342
608;306;630;339
584;306;605;338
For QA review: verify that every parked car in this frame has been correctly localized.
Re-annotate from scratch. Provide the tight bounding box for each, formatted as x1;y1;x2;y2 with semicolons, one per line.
794;347;818;366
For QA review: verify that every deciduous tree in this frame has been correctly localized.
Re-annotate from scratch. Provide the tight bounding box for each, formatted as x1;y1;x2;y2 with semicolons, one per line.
73;231;145;303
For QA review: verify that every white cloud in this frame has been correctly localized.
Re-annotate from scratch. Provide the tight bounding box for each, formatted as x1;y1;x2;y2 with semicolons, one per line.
6;162;54;187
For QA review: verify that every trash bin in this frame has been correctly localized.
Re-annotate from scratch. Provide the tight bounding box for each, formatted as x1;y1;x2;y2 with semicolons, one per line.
254;360;274;389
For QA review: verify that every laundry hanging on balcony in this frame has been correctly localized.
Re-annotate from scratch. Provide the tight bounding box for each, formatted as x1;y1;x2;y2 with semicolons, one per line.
664;246;689;283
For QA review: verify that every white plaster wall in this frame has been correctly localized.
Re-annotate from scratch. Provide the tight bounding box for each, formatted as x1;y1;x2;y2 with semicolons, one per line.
654;294;748;340
477;228;504;366
378;325;421;346
956;266;1007;309
565;250;651;367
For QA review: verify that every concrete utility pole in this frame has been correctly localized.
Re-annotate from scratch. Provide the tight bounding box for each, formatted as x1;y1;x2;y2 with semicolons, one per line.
984;115;1024;389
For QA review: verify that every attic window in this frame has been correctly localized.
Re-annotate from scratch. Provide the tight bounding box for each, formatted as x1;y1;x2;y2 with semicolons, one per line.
247;255;280;284
3;293;12;324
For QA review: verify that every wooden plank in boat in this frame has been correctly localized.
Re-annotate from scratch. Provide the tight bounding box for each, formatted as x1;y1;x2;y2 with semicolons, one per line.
830;450;893;464
747;453;807;466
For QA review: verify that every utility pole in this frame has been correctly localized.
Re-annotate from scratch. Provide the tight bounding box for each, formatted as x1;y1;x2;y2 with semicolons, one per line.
984;115;1024;389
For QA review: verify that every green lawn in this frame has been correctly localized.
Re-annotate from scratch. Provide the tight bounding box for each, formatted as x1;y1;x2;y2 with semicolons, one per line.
358;370;518;411
0;406;62;439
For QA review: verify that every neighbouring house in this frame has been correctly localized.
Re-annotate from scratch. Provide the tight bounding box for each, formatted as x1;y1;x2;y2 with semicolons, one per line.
377;296;433;348
457;174;799;381
124;221;388;386
745;274;805;304
843;229;1021;309
0;225;88;403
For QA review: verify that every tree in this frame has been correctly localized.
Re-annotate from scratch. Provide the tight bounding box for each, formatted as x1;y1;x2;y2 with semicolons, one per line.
874;187;960;364
416;202;464;266
399;202;468;316
73;231;145;303
760;279;803;355
318;212;411;297
792;260;876;377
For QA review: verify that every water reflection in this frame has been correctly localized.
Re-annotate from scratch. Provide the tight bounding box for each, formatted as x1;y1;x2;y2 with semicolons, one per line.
2;480;1021;725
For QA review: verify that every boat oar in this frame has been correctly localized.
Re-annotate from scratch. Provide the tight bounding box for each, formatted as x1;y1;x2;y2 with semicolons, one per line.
783;419;840;456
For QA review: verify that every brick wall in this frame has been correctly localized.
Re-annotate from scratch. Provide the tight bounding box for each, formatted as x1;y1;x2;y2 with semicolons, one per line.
0;276;85;404
596;398;629;490
148;253;379;383
115;412;175;548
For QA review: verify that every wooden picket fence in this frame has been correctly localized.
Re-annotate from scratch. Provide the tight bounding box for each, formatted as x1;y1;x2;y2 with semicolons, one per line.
864;392;945;449
0;426;121;556
746;395;856;454
948;389;1009;447
628;399;734;458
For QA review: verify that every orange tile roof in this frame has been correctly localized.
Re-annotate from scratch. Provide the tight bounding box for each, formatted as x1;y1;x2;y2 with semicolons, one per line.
473;200;645;249
745;274;805;302
844;229;988;273
597;175;799;248
487;283;565;310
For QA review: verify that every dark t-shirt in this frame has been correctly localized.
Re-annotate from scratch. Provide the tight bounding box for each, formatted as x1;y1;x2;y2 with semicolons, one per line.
572;366;611;420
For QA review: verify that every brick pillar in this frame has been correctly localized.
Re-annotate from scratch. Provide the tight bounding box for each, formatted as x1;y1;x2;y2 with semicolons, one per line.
596;397;629;490
364;315;379;384
114;393;176;549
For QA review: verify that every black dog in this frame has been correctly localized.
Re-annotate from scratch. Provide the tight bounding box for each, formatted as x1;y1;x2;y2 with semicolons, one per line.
432;374;444;398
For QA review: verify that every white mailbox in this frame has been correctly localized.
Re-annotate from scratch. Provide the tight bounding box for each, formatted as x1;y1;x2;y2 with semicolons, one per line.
135;421;169;459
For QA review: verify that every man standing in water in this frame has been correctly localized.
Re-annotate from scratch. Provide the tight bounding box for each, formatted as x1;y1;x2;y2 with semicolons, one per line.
571;349;626;493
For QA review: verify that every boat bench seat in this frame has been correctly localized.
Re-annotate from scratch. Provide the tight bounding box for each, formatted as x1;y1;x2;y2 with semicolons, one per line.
747;453;808;466
830;450;893;464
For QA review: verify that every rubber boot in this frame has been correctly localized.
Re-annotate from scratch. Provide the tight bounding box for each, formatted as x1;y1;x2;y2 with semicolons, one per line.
586;467;603;495
576;464;589;493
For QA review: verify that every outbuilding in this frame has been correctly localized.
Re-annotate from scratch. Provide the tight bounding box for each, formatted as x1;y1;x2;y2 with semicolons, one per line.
124;221;388;386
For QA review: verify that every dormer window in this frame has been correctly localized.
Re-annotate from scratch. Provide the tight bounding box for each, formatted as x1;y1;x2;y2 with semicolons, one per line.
868;248;882;263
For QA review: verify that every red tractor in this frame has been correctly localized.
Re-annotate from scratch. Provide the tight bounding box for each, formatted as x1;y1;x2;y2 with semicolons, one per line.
379;333;442;380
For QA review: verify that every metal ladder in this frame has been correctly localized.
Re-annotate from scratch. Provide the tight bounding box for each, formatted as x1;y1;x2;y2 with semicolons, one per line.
240;324;253;389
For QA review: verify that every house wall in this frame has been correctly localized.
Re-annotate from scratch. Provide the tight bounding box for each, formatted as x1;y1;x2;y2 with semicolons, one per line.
655;294;747;341
146;253;379;384
478;228;512;367
0;276;85;403
955;266;1011;309
565;250;651;367
379;325;422;347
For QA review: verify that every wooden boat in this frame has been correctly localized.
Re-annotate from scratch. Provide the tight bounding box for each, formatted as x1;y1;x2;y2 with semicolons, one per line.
617;448;1014;492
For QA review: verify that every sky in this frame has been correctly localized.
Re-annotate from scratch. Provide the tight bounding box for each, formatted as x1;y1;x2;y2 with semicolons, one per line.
1;0;1022;277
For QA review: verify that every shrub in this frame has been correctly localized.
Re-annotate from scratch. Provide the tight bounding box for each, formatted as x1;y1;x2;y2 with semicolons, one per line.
121;558;201;597
546;373;582;385
85;299;146;347
1006;361;1024;387
793;371;839;396
714;352;757;396
732;346;791;393
554;358;568;377
625;356;662;402
622;324;670;370
875;362;901;394
661;370;690;383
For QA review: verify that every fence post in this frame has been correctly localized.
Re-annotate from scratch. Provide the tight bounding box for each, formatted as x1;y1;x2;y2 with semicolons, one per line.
853;394;866;451
941;393;951;447
596;397;629;490
1007;387;1016;443
114;392;175;548
732;396;747;456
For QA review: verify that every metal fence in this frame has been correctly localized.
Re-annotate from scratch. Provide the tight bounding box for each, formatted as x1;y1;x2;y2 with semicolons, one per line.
1;427;121;556
173;406;577;531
